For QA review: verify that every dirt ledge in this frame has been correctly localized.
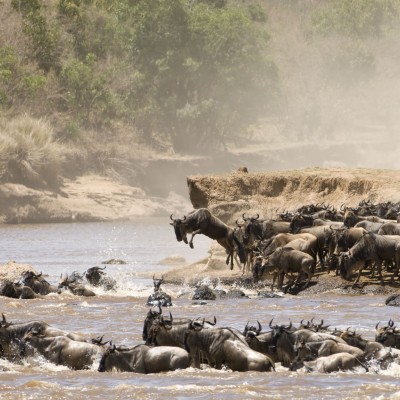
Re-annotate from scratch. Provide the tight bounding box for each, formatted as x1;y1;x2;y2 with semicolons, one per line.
187;167;400;223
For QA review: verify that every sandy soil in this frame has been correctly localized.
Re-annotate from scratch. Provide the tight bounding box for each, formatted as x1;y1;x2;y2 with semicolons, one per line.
0;174;191;223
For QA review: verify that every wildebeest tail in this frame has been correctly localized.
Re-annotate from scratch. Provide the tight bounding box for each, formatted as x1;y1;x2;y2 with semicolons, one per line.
233;236;247;264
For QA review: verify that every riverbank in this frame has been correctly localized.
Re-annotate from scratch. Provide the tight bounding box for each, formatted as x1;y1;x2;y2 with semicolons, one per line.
0;174;191;224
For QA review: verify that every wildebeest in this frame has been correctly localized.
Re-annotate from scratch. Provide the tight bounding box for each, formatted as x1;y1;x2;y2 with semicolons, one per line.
343;210;392;228
302;352;367;373
268;321;347;368
330;227;368;255
375;320;400;349
0;314;94;361
19;271;60;295
354;220;386;233
59;274;96;296
142;307;191;344
261;232;318;259
292;337;364;366
378;222;400;236
258;247;315;291
184;321;275;371
0;280;39;299
146;275;172;307
240;213;291;242
145;312;216;349
98;343;190;373
170;208;246;269
243;321;276;361
84;266;117;291
22;328;107;370
340;328;400;369
339;233;400;284
289;213;342;234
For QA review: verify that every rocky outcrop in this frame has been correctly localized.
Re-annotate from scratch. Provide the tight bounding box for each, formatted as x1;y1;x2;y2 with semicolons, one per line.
187;168;400;223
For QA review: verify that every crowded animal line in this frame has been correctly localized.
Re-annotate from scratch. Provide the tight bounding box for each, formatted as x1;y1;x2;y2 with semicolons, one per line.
171;201;400;292
2;310;400;374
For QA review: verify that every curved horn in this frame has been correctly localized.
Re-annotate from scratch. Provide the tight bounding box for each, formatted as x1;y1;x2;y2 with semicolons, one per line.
376;322;380;330
256;320;262;334
170;214;174;221
253;213;260;220
389;319;395;327
242;213;247;220
206;316;217;326
34;272;42;278
269;318;274;328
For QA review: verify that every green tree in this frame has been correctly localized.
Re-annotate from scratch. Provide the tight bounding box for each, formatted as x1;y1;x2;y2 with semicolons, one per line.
119;0;278;152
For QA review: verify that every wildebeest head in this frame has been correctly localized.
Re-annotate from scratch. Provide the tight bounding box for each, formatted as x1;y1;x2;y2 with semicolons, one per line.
375;319;399;346
170;214;188;244
153;275;164;292
0;280;18;298
20;270;42;284
252;256;265;282
339;328;365;348
289;213;312;234
243;320;262;338
241;213;261;244
142;306;162;342
343;210;358;228
58;273;78;289
338;250;353;278
268;319;293;354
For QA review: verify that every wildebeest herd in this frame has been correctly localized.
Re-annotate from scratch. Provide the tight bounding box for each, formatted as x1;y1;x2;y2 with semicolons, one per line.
170;200;400;291
0;267;117;299
2;309;400;374
2;198;400;375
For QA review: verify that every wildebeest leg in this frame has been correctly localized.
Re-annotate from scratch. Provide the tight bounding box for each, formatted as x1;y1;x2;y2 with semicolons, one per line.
376;260;384;285
227;251;233;269
189;229;202;248
353;266;363;286
277;271;285;290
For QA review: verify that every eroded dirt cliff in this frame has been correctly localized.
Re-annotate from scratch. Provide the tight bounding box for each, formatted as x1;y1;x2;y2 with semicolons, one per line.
187;168;400;223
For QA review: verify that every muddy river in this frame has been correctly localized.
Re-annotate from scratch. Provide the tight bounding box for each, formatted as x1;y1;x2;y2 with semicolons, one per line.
0;219;399;399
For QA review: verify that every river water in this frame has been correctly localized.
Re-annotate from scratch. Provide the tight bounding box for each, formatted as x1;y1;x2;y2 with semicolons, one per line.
0;219;400;400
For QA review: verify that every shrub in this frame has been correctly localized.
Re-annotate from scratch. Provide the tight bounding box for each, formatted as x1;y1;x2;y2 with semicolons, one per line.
0;115;64;188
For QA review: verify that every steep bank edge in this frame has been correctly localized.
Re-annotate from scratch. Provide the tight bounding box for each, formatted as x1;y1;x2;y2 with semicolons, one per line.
187;168;400;223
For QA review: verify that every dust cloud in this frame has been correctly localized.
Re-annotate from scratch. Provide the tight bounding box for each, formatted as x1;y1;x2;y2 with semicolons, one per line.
206;2;400;175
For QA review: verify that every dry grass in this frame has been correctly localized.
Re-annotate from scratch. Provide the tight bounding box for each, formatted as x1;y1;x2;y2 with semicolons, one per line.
0;115;64;183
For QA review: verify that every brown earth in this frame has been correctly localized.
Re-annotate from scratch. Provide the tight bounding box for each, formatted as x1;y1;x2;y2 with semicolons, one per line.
187;167;400;224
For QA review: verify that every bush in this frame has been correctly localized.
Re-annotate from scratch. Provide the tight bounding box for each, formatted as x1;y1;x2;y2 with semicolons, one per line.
0;115;64;189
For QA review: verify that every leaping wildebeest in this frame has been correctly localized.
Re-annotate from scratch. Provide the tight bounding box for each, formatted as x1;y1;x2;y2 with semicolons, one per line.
170;208;246;270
